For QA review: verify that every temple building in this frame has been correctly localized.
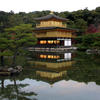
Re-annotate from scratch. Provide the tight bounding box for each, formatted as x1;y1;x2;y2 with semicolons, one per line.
33;12;76;48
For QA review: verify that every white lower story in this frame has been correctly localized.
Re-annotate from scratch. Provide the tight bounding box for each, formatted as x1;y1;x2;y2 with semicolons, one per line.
57;38;72;46
64;39;71;46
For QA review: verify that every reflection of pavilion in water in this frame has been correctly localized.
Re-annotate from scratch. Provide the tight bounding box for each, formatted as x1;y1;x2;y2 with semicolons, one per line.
29;52;75;84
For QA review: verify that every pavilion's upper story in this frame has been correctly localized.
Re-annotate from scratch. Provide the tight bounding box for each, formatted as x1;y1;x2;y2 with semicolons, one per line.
34;12;68;28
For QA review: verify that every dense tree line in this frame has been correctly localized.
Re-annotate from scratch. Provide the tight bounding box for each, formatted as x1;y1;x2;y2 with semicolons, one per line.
76;33;100;50
0;7;100;34
0;24;37;66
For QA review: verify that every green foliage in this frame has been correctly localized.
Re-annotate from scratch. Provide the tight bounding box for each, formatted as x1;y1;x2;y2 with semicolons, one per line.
0;33;10;50
76;33;100;50
75;19;87;33
5;24;37;52
0;50;13;56
0;7;100;34
0;24;37;66
5;24;33;33
8;14;24;27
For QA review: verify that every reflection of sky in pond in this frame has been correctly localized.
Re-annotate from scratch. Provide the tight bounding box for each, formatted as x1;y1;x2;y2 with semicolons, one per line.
4;79;100;100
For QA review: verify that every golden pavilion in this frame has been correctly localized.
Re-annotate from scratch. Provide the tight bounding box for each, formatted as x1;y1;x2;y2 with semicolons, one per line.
33;12;76;48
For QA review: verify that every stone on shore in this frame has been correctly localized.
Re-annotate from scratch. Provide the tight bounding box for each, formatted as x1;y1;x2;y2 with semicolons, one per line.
0;66;23;76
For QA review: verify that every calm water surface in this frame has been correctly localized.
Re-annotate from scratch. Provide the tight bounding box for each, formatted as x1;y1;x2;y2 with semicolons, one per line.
0;51;100;100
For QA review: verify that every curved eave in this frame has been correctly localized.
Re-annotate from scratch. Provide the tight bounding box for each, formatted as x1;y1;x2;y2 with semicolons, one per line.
34;14;68;21
33;27;76;32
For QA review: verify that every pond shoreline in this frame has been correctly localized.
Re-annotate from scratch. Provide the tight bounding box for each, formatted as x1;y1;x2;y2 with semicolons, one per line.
28;47;77;52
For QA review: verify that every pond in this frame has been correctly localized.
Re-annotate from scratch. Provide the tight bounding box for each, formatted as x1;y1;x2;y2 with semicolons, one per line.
0;51;100;100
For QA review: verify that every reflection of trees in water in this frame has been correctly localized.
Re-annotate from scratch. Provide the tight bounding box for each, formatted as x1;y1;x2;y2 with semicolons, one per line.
67;52;100;85
0;78;37;100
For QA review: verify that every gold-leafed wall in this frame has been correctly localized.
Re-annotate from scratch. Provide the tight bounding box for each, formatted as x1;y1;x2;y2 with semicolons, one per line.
35;31;74;38
36;21;67;28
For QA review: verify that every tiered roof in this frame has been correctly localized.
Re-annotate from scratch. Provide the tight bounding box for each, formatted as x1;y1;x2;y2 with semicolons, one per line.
34;27;76;32
34;14;68;21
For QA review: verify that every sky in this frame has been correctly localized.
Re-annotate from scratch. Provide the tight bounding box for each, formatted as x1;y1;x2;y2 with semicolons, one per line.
0;0;100;13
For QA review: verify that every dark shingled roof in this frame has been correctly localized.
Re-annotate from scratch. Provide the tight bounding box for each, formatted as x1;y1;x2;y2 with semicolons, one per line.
34;14;68;21
34;27;76;31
